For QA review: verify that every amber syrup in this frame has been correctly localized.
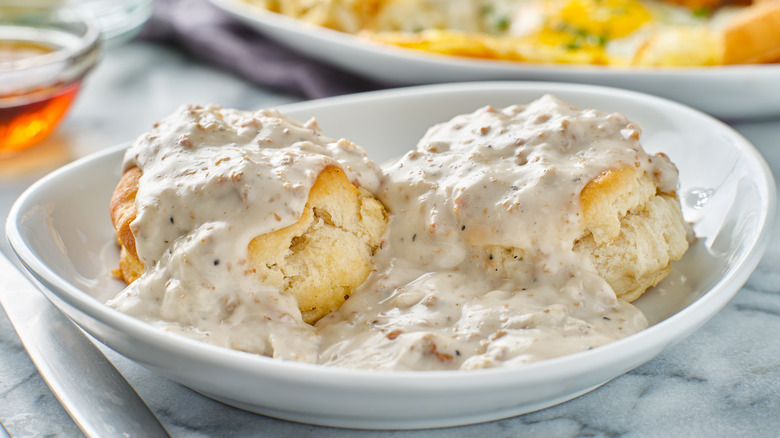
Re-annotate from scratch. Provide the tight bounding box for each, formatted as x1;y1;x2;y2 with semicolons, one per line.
0;40;81;154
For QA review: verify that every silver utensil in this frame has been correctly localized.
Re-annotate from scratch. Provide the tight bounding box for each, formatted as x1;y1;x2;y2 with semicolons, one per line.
0;252;169;437
0;419;11;438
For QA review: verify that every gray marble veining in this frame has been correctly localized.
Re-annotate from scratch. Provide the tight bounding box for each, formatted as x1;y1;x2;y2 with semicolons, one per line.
1;41;779;438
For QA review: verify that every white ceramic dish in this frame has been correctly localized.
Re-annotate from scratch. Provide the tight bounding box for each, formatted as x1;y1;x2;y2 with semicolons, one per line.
6;82;775;429
210;0;780;120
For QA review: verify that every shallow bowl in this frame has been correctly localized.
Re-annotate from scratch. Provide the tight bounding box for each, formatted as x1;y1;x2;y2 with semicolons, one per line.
6;82;776;429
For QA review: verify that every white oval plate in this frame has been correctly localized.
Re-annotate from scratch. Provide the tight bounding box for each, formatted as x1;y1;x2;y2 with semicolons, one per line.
6;82;776;429
209;0;780;120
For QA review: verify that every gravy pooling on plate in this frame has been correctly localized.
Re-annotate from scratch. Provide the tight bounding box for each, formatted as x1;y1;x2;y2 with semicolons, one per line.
108;95;689;370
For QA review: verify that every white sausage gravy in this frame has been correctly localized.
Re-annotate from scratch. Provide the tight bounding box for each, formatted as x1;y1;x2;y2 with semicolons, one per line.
108;95;681;370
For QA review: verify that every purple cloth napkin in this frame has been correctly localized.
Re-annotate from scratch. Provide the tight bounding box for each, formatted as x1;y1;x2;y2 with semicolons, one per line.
139;0;384;99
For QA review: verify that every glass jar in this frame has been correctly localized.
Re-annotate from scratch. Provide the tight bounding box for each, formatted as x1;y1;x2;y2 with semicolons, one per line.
0;7;101;154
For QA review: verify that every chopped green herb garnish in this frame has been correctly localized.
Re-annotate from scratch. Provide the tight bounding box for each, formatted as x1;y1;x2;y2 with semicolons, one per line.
495;16;510;31
693;6;711;17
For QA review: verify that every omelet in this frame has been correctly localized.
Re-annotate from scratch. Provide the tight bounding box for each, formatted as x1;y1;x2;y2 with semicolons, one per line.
246;0;780;66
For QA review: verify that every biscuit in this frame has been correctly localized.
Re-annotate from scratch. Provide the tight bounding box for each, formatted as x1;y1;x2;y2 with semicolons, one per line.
722;0;780;64
247;165;387;323
574;166;688;301
480;166;688;302
110;166;144;284
110;165;388;324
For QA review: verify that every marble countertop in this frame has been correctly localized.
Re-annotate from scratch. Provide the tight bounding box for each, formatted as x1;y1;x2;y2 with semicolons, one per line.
2;40;780;438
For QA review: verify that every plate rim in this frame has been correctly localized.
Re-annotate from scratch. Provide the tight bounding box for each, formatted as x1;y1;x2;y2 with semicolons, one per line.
210;0;780;77
209;0;780;119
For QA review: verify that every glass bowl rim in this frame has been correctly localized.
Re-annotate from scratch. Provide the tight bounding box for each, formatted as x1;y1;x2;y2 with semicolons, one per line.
0;7;101;74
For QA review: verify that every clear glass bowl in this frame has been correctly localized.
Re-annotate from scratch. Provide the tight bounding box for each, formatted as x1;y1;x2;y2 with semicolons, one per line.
0;7;100;154
1;0;153;45
64;0;153;45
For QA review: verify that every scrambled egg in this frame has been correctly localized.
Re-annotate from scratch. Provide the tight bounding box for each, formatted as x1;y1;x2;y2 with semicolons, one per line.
247;0;780;66
506;0;721;65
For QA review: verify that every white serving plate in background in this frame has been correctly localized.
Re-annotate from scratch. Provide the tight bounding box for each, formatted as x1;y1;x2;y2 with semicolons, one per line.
211;0;780;120
6;82;776;429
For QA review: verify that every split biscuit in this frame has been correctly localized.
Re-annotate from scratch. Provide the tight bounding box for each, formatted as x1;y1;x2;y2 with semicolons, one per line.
110;165;388;324
246;165;387;323
481;166;688;303
574;166;689;302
